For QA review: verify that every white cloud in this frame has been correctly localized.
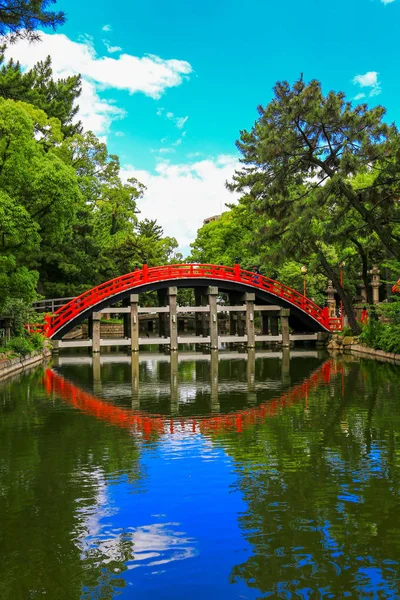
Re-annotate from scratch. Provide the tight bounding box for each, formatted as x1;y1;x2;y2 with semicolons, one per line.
158;147;176;154
381;0;395;4
353;71;381;96
122;155;239;253
4;32;192;136
103;39;122;54
176;116;189;129
353;92;366;101
102;24;112;32
157;108;189;130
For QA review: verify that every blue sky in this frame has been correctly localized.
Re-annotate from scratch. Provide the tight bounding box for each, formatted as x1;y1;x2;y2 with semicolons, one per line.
6;0;400;252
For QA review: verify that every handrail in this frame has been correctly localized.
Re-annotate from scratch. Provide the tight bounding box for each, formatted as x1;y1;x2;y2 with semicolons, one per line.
39;264;336;338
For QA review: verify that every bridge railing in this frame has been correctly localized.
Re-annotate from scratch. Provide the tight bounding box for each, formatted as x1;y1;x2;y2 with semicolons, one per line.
41;264;333;338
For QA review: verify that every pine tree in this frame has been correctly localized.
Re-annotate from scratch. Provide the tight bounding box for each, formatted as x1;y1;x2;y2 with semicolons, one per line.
0;0;65;43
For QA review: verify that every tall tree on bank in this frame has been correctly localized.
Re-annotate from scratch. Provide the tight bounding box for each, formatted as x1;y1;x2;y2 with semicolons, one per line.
228;77;400;333
0;49;82;136
0;0;65;42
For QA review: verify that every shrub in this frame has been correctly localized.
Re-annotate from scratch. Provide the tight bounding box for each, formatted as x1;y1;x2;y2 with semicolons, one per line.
29;332;46;351
340;325;354;337
6;336;34;356
359;319;400;355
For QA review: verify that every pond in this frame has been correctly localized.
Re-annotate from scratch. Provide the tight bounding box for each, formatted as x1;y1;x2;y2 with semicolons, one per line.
1;350;400;599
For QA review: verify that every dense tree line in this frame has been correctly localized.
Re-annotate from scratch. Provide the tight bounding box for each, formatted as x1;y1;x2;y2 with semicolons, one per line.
0;47;180;321
190;77;400;334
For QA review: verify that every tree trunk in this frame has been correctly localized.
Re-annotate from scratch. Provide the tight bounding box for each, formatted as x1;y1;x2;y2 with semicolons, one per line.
349;237;373;304
314;244;361;335
338;181;400;259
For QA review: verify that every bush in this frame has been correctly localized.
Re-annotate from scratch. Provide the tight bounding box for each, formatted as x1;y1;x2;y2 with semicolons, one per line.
29;332;46;351
6;336;34;356
359;319;400;355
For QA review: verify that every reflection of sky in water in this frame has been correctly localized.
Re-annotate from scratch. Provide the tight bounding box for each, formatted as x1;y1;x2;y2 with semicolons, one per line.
77;434;258;599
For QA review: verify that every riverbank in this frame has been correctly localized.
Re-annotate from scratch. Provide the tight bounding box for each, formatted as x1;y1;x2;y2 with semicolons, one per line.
0;347;52;381
328;334;400;365
347;344;400;364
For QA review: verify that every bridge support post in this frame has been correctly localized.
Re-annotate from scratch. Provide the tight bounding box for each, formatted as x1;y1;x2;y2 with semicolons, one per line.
170;351;179;415
210;350;219;412
270;314;279;337
208;286;219;350
158;290;168;338
247;348;256;405
245;293;255;348
281;347;291;385
130;294;139;352
169;287;178;351
93;353;102;394
280;308;290;348
261;314;269;335
89;312;101;353
131;353;140;409
195;288;208;337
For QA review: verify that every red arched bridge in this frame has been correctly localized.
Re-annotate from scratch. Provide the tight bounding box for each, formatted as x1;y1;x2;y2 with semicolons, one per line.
36;264;341;339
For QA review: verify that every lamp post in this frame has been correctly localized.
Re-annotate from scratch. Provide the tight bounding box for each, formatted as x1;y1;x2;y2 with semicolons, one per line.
301;265;307;297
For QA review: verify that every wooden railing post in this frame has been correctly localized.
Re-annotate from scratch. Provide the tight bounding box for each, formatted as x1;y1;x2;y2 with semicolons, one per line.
234;263;240;281
142;262;148;281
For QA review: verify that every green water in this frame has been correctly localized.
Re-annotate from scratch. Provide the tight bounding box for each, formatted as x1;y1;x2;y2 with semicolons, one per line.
1;351;400;599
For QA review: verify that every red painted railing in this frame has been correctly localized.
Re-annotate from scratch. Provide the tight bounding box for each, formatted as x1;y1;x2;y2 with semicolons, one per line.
35;264;340;338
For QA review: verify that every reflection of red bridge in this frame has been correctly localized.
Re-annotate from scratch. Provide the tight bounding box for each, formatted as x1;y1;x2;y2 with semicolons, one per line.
43;360;340;437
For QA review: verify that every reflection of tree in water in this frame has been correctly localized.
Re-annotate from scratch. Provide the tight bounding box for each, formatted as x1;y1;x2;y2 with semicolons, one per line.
212;360;400;597
0;367;146;600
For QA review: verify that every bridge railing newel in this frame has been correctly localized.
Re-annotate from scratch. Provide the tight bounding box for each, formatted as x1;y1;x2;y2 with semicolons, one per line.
143;264;149;281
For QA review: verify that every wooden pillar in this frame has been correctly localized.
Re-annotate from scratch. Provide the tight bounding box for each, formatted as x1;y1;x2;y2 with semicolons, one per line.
228;292;241;336
280;308;290;348
158;289;168;337
89;312;101;353
245;293;255;348
210;350;219;412
270;315;279;336
194;289;204;336
130;294;139;352
170;351;179;415
247;348;256;405
169;287;178;351
208;286;218;350
261;313;269;335
281;347;291;386
92;353;102;394
131;352;140;410
237;312;245;337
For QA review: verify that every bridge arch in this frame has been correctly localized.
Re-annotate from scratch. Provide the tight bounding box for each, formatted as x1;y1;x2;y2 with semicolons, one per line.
43;264;338;340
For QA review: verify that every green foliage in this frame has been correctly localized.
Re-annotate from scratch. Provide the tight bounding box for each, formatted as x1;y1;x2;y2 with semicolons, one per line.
29;332;46;351
190;75;400;334
0;52;178;322
0;1;65;43
2;298;32;336
6;335;34;356
359;303;400;354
